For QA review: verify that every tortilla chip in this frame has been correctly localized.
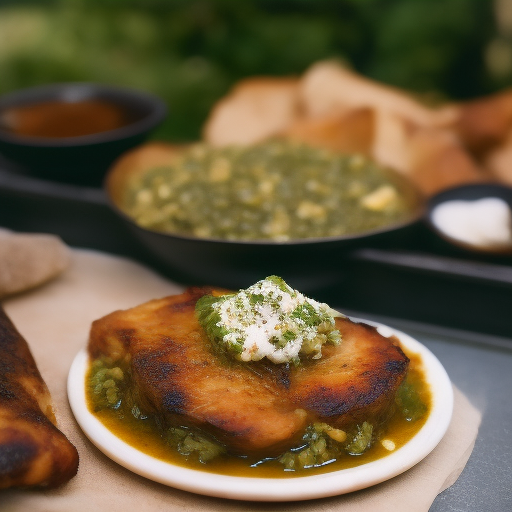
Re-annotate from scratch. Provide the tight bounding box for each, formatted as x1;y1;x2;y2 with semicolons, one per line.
406;128;487;195
203;77;301;146
281;108;375;155
453;89;512;156
483;131;512;186
370;112;415;173
299;60;458;128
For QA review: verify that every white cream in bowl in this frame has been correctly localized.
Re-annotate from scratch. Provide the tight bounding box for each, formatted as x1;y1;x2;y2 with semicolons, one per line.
431;197;512;248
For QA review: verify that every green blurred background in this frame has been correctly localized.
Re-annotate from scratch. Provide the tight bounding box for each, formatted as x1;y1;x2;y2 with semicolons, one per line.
0;0;510;142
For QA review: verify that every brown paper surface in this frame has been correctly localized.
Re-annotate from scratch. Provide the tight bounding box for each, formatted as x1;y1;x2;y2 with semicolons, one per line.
0;249;481;512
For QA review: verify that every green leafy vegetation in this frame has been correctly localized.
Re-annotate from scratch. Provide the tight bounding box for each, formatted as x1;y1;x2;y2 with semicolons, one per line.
277;421;376;470
195;292;241;354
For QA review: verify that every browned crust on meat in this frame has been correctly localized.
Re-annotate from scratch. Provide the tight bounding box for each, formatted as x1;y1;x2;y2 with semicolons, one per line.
289;318;408;429
0;306;79;489
88;288;409;456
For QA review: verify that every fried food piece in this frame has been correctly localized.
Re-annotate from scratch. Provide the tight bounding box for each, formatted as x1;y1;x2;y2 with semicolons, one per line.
202;77;301;146
484;132;512;186
89;287;307;455
281;108;375;155
405;127;487;196
88;288;409;457
0;306;79;489
298;60;458;127
454;89;512;156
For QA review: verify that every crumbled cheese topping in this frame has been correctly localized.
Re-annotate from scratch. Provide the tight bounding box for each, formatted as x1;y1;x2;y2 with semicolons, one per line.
380;439;396;451
196;276;343;364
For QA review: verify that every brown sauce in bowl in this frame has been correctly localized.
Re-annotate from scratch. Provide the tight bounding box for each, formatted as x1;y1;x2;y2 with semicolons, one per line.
0;100;131;138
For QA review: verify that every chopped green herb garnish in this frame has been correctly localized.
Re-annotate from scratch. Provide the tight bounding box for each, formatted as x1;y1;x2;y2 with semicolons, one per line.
345;422;374;455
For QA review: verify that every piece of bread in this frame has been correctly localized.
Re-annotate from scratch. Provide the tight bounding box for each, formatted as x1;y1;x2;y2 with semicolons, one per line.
281;108;375;155
370;112;415;173
406;127;487;195
298;60;458;128
483;129;512;186
202;77;301;146
453;89;512;156
369;114;487;195
0;306;79;488
0;230;70;299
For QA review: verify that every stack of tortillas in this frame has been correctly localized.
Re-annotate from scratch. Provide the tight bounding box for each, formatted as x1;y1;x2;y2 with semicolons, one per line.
200;60;512;196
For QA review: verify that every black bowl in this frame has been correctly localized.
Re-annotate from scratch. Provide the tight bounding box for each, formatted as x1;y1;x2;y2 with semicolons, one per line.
105;157;425;291
0;83;167;187
425;183;512;256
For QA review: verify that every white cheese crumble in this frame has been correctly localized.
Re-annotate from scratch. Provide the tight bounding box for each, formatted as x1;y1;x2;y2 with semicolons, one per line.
381;439;396;451
431;197;512;248
205;276;343;364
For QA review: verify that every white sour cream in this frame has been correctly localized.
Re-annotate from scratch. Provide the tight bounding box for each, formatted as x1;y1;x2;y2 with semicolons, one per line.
431;197;512;248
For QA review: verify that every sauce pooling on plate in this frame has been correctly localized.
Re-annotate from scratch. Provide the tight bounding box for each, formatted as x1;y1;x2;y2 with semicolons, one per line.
85;277;431;478
0;100;131;138
86;349;430;477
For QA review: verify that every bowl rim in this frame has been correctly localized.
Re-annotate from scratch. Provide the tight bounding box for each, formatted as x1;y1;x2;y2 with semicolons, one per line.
0;82;167;148
113;204;426;247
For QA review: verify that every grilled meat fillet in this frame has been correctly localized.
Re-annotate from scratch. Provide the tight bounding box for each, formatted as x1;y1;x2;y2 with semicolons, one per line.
88;287;409;456
0;306;79;489
288;319;409;429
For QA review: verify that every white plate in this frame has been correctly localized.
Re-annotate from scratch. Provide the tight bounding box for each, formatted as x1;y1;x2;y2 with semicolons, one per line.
67;318;453;501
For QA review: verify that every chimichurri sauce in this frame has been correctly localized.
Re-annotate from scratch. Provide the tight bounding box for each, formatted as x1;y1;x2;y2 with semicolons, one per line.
86;350;431;478
120;140;416;241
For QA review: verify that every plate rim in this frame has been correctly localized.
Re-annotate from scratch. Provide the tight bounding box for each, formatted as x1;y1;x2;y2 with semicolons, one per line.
67;317;453;502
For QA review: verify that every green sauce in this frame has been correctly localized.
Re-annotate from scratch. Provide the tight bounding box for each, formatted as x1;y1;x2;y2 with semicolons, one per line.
87;351;430;476
121;140;415;241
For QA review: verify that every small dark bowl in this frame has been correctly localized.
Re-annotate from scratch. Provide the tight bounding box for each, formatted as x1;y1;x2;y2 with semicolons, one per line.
0;83;167;187
425;183;512;256
105;155;425;290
